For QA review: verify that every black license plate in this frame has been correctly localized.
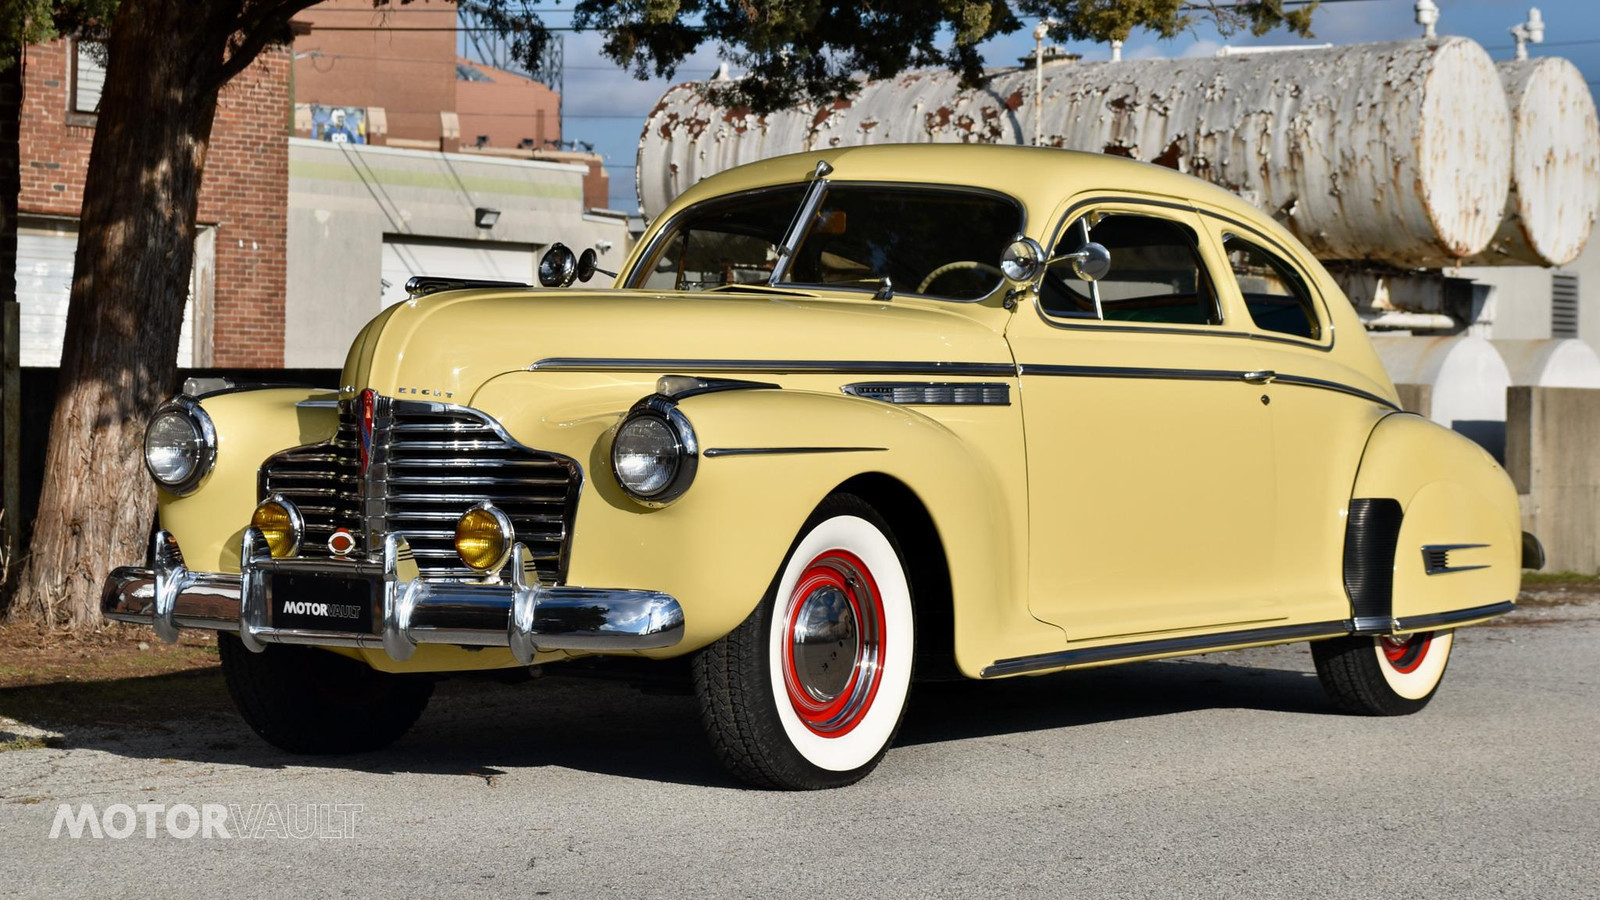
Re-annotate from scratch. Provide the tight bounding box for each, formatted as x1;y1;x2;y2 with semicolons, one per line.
269;572;376;633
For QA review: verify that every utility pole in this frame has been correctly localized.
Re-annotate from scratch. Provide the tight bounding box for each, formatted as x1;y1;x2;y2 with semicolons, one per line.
1032;20;1053;147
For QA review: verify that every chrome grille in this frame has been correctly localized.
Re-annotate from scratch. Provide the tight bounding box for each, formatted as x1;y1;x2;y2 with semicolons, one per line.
261;399;579;583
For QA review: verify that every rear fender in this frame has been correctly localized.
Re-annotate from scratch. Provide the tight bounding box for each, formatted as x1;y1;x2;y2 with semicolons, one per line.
1349;413;1521;627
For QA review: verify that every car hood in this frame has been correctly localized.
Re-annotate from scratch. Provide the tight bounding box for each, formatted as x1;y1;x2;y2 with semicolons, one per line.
340;287;1014;403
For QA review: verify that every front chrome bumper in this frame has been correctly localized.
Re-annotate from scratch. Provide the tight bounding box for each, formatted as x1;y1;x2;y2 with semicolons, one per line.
102;528;684;664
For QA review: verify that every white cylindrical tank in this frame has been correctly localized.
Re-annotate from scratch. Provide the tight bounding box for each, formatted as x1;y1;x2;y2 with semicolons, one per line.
1372;335;1511;456
1462;59;1600;267
639;38;1513;268
1492;338;1600;387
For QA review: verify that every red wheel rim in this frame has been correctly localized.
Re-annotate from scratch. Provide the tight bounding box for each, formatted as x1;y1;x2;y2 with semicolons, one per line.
780;549;886;737
1380;632;1433;674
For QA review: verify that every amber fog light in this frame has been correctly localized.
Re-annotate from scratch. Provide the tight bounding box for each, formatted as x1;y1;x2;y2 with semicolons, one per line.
251;495;303;558
455;503;514;572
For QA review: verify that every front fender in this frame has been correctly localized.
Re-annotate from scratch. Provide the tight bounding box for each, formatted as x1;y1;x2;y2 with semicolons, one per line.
470;374;1044;671
1351;412;1522;625
158;388;338;573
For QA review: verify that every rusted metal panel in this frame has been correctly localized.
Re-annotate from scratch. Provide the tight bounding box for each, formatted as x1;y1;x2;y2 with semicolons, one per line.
1461;58;1600;267
639;38;1520;268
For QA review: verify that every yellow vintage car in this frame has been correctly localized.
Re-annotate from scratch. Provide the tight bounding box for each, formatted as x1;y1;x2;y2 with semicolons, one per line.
105;145;1537;790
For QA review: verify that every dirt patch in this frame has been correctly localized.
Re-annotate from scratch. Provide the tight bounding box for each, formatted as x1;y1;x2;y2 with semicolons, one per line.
0;623;219;690
0;625;229;730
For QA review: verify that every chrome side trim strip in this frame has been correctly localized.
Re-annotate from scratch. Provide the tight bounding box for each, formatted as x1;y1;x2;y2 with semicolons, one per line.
528;357;1017;377
703;446;887;458
981;620;1349;678
1421;543;1492;575
1018;363;1399;410
842;382;1011;406
1270;373;1399;410
1019;363;1246;382
1394;600;1516;632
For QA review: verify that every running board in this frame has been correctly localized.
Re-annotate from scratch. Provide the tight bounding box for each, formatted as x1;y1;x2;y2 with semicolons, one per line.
981;621;1348;678
981;600;1519;678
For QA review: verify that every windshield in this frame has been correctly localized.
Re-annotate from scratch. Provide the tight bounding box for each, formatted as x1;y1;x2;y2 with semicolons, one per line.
630;183;1022;301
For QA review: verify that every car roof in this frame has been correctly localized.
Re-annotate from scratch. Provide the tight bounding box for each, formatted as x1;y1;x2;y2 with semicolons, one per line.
664;144;1270;233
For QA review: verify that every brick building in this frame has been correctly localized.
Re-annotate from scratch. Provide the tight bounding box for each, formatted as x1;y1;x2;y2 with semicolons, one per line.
16;39;290;367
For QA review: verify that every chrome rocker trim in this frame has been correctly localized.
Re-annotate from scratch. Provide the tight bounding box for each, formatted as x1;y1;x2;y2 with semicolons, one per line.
103;529;685;666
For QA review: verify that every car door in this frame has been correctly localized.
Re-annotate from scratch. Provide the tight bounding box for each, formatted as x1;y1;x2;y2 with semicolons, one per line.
1006;199;1282;641
1198;218;1396;625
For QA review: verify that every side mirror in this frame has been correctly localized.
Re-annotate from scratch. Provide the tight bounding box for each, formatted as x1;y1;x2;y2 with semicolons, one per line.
1000;237;1046;282
1052;242;1112;282
576;248;619;284
539;243;577;288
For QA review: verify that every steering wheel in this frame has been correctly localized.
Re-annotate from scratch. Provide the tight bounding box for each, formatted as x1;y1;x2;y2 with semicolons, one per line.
916;261;1005;295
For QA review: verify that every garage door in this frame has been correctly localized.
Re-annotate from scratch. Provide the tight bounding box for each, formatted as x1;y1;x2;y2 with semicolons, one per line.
379;237;537;308
16;219;200;367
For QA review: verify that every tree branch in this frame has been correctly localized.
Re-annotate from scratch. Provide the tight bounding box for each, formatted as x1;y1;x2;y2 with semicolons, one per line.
214;0;320;87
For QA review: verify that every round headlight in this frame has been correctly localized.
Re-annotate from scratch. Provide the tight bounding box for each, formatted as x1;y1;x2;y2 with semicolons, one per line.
143;399;216;494
250;496;303;559
612;400;698;506
613;416;679;496
455;503;514;572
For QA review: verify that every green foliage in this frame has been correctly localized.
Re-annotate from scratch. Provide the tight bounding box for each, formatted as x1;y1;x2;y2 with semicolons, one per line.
0;0;118;69
557;0;1320;113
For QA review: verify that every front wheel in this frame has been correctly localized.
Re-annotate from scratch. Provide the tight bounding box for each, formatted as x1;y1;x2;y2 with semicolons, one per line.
694;495;916;789
1311;630;1454;716
218;635;434;754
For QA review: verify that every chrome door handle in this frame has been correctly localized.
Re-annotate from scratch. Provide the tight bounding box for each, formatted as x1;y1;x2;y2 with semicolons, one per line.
1243;370;1277;384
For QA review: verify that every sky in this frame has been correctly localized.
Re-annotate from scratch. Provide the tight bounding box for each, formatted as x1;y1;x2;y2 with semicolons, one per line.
523;1;1600;213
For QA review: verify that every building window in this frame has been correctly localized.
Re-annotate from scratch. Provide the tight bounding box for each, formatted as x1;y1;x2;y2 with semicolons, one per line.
1552;272;1579;338
73;40;106;114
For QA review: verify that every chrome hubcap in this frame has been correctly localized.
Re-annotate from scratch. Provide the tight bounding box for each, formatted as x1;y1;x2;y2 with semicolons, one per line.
780;550;885;736
790;583;861;702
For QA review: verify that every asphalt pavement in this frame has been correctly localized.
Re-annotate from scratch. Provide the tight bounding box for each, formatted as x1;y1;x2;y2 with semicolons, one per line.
2;598;1595;899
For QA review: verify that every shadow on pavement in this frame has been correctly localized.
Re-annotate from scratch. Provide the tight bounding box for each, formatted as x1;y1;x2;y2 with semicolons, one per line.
0;653;1332;787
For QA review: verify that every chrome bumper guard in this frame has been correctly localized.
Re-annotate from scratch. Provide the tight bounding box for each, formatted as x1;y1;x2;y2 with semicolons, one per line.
101;528;685;664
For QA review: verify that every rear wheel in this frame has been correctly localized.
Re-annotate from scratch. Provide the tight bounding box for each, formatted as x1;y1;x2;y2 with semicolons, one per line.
218;635;434;754
1311;630;1454;716
694;495;915;789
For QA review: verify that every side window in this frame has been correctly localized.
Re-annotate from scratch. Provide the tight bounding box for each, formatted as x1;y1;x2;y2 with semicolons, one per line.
1221;234;1322;340
1040;213;1220;326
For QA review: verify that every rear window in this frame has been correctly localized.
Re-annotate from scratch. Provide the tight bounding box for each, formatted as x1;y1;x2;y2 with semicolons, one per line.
1221;233;1322;340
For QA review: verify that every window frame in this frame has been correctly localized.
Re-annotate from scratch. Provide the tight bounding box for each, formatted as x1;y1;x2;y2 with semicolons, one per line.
70;39;106;119
1036;200;1228;333
625;181;1027;303
1217;231;1326;343
1199;212;1334;350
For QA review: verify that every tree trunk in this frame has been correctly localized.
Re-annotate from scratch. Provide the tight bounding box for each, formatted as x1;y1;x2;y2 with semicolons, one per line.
9;0;244;630
0;53;21;605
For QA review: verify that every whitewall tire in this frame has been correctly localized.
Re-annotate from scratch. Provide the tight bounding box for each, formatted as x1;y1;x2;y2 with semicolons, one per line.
694;494;915;789
1312;630;1454;715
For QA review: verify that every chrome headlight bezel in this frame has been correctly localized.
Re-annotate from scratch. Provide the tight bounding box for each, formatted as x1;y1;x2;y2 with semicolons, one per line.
143;395;217;496
612;396;698;507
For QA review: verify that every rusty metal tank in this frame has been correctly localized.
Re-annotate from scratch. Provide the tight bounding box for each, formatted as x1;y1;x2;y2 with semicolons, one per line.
639;38;1514;268
1462;58;1600;267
